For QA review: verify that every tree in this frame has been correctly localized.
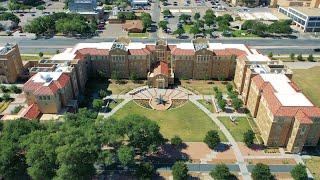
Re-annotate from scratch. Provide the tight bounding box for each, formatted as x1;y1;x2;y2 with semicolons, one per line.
56;50;60;54
162;9;171;17
39;52;43;57
174;26;185;38
194;12;200;21
117;13;126;21
232;98;243;111
36;5;45;10
226;83;233;92
158;20;169;31
203;9;216;27
0;85;7;92
291;163;308;180
111;71;120;82
136;162;155;179
172;161;188;180
0;12;20;24
290;53;295;60
171;135;183;147
179;14;191;24
0;119;42;179
204;130;220;149
117;146;134;167
189;23;201;37
218;99;226;111
210;164;232;180
2;93;11;101
243;130;255;148
307;54;314;62
99;89;107;98
92;99;104;110
121;115;165;155
9;85;21;94
140;13;152;30
297;54;303;61
268;20;292;34
252;163;273;180
268;52;273;59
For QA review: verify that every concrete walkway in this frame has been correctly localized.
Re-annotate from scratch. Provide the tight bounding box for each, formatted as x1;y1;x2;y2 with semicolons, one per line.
189;97;251;180
98;98;131;118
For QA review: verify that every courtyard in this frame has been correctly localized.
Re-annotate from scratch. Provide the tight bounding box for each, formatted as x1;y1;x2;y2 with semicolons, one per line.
219;116;255;142
180;80;231;95
111;100;227;142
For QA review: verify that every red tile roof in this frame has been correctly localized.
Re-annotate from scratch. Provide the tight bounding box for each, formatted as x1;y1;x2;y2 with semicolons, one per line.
23;73;70;96
153;61;169;76
146;45;156;51
213;48;247;57
20;104;41;120
128;48;151;55
295;110;313;124
76;48;109;56
171;48;195;56
251;75;320;118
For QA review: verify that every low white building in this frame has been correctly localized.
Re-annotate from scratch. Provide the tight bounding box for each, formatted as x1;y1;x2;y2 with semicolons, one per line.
278;7;320;32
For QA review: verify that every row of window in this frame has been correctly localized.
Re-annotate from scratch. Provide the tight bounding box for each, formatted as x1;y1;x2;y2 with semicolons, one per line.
38;95;51;101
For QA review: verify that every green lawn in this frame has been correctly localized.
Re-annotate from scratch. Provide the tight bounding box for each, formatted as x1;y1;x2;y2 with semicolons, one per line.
293;66;320;106
232;30;259;38
128;32;149;38
180;80;231;95
305;156;320;180
112;101;227;142
219;117;254;142
183;24;193;33
198;99;215;113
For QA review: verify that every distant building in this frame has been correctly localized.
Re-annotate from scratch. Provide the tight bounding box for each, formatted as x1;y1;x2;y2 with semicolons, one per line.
0;43;24;83
271;0;320;8
279;7;320;32
123;20;144;33
0;20;17;31
68;0;102;18
130;0;149;8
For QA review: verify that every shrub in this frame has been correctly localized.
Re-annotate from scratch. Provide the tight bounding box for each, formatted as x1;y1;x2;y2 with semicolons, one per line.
204;130;220;149
136;162;155;179
9;85;21;94
226;83;233;92
11;105;24;115
172;161;188;180
92;99;104;110
243;130;255;147
291;163;308;180
297;54;303;61
2;93;11;101
210;164;232;180
99;89;107;98
307;54;314;62
252;163;273;180
171;135;183;147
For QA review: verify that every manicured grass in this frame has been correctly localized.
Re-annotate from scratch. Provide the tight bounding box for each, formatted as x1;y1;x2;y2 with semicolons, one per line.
292;66;320;106
183;24;193;33
232;30;258;38
85;79;145;95
305;156;320;180
112;101;227;142
21;55;42;61
180;80;231;95
219;117;254;142
108;80;145;94
198;99;215;113
128;32;149;38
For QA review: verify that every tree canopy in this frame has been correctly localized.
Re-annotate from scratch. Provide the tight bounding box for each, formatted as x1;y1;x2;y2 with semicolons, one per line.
0;110;165;179
291;163;308;180
24;13;97;36
252;163;273;180
204;130;220;149
172;161;189;180
210;164;232;180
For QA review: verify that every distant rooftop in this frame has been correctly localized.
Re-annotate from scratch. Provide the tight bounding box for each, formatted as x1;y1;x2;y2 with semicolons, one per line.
289;7;320;17
0;43;15;55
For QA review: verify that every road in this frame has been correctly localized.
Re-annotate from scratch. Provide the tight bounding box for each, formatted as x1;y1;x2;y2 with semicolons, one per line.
0;36;320;55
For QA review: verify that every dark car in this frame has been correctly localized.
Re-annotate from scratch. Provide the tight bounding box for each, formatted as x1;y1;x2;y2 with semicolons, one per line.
314;48;320;52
